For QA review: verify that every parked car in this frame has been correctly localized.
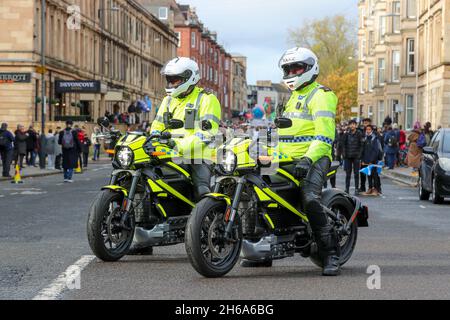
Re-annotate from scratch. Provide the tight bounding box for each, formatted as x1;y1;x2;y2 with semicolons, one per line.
419;128;450;204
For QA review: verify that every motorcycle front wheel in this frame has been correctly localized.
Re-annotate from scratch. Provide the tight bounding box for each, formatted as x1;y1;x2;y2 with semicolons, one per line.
87;190;134;262
185;198;242;278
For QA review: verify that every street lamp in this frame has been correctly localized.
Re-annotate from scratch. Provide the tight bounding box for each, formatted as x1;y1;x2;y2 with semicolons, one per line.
39;0;46;169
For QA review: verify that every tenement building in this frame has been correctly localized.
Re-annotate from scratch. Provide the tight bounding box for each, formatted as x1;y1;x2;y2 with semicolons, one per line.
141;0;238;120
0;0;178;131
358;0;450;129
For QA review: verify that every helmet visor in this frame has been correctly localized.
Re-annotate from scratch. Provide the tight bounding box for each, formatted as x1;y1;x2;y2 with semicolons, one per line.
165;69;193;89
282;62;309;79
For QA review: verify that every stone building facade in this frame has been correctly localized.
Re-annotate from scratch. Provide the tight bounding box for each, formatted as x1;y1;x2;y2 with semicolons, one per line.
0;0;178;131
358;0;450;129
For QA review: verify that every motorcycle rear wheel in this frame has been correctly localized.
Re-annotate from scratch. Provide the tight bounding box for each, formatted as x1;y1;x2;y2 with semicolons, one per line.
87;190;134;262
185;198;242;278
310;195;357;268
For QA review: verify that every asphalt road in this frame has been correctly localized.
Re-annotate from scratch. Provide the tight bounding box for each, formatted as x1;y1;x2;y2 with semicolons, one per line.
1;167;450;300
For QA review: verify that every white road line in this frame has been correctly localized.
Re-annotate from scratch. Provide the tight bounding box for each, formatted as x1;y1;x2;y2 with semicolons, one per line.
32;255;95;300
420;205;427;209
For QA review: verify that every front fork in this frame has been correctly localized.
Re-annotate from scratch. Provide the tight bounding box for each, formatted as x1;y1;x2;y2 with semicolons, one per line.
220;177;246;239
110;170;141;230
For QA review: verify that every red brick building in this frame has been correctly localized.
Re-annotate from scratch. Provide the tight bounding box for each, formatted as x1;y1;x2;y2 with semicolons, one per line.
174;5;232;120
139;1;234;120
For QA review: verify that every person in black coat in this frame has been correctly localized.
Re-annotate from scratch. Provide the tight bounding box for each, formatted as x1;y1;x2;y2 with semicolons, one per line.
26;126;38;166
14;124;28;169
58;120;81;182
361;125;383;196
342;119;364;195
0;123;15;177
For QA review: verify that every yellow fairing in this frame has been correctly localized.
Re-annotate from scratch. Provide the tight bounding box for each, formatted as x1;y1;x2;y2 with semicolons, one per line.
115;133;150;164
261;187;309;222
101;185;128;197
222;138;256;169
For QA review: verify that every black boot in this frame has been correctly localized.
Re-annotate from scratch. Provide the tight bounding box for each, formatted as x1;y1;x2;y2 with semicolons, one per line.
315;225;341;276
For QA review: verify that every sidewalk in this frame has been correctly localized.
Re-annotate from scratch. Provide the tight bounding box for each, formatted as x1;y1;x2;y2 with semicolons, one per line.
0;158;112;182
381;166;419;187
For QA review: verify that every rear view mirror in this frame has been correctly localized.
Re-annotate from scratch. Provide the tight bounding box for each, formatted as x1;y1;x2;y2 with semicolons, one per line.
97;117;110;128
275;118;292;129
168;119;184;130
423;146;436;155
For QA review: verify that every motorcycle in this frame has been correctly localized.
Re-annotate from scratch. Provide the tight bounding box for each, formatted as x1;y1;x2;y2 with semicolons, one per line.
87;118;207;261
185;118;369;277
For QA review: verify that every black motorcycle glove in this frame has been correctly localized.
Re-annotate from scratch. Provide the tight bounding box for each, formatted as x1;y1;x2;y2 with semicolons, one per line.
294;157;312;179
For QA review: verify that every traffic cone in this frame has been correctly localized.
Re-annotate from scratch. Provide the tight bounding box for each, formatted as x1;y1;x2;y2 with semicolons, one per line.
75;160;82;174
11;164;23;184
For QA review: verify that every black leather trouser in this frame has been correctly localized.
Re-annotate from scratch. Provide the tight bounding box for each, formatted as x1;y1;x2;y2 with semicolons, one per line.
299;157;331;232
182;163;212;201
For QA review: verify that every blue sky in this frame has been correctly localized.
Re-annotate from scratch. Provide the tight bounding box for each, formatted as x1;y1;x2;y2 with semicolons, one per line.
178;0;359;84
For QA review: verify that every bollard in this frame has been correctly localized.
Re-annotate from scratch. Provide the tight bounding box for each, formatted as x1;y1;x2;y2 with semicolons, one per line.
75;160;82;174
11;164;23;184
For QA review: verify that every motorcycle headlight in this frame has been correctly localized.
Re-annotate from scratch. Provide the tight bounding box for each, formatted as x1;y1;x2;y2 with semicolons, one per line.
438;158;450;172
218;149;237;175
116;147;133;168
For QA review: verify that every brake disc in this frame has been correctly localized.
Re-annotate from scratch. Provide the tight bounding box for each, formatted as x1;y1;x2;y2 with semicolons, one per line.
207;215;233;259
106;208;129;245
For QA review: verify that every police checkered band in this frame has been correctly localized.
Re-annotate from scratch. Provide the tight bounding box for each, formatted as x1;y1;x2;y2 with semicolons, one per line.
279;136;315;143
315;135;334;145
279;135;333;145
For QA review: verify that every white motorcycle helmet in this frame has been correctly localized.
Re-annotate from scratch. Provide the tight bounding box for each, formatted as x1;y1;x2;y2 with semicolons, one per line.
161;57;201;98
279;47;320;91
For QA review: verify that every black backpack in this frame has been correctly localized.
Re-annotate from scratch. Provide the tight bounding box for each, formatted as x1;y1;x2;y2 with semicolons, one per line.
387;135;398;148
0;131;8;148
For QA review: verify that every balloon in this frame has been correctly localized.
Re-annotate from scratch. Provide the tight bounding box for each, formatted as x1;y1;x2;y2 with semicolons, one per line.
252;105;265;119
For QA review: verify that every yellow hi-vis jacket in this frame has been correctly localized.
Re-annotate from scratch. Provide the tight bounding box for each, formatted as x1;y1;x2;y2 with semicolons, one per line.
278;82;337;163
150;86;221;160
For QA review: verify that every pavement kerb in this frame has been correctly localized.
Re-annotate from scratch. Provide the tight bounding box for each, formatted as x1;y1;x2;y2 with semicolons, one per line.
381;170;419;187
0;160;112;182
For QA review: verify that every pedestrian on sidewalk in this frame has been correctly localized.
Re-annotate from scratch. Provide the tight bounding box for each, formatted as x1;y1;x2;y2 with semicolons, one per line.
44;129;56;170
81;132;91;168
14;124;27;169
359;118;373;192
384;126;399;170
407;122;423;174
423;122;434;145
361;125;383;196
128;102;136;125
58;120;81;183
54;127;62;170
91;127;101;161
26;126;38;167
0;123;15;177
342;119;364;195
73;125;85;169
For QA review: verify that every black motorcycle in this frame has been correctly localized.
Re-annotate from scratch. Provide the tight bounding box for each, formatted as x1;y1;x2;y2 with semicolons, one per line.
185;118;369;277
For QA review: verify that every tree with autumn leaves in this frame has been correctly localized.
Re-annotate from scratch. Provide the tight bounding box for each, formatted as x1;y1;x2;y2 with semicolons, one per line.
288;15;358;122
